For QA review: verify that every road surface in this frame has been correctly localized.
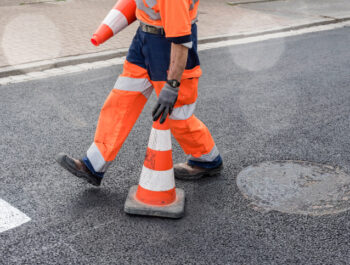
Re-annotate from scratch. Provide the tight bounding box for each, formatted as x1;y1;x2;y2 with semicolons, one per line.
1;27;350;264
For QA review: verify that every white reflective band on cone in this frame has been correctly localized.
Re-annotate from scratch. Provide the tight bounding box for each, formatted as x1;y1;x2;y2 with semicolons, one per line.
190;145;220;162
103;9;128;35
139;166;175;191
87;142;111;172
148;128;172;151
170;102;196;120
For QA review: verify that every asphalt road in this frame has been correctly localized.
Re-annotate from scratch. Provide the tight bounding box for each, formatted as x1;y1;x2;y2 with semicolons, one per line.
1;27;350;264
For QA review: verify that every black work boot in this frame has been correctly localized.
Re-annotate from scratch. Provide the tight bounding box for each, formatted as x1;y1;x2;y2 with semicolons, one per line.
174;155;223;180
55;153;103;186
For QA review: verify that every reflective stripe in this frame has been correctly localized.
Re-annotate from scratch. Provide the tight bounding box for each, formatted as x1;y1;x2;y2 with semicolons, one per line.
181;42;193;49
145;0;157;8
135;0;161;20
189;145;220;162
103;9;128;35
139;166;175;191
148;128;172;151
143;86;153;99
114;76;153;98
190;0;199;10
137;0;199;18
170;102;196;120
192;16;198;24
87;142;112;172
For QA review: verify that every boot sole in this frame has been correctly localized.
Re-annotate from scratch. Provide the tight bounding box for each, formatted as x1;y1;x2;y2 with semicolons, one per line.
55;153;101;186
175;164;223;180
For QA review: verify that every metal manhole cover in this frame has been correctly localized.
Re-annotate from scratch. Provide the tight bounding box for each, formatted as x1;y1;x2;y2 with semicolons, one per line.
237;161;350;215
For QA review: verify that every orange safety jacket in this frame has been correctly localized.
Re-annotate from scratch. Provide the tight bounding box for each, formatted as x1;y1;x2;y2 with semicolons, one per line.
135;0;199;45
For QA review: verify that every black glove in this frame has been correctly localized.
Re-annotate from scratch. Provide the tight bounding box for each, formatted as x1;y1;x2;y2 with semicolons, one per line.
152;83;179;124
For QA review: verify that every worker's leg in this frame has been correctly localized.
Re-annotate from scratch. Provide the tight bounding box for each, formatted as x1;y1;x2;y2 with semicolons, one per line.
85;60;153;174
144;23;221;172
56;28;155;184
151;75;221;168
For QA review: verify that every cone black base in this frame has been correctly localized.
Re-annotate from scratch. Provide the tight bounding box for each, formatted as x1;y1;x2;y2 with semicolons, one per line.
124;186;185;219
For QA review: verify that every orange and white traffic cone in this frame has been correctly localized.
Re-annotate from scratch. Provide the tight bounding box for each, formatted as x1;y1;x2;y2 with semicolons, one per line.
91;0;136;46
124;119;185;218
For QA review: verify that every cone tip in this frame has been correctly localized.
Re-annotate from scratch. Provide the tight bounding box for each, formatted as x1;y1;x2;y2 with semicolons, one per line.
91;36;99;46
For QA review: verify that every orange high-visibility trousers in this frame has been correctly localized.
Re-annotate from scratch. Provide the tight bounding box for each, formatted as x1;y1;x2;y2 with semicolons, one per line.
86;60;219;173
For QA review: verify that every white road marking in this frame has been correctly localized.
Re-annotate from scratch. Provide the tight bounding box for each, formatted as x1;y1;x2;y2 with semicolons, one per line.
0;21;349;86
198;21;350;52
0;199;31;233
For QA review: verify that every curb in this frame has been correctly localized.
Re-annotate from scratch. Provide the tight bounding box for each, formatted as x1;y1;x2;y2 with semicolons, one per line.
0;48;128;78
0;17;349;78
198;17;350;44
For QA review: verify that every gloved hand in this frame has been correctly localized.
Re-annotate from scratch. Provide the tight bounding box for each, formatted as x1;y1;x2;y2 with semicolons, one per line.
152;83;179;124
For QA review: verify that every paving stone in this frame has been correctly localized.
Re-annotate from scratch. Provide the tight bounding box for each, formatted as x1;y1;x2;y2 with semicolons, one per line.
0;0;349;69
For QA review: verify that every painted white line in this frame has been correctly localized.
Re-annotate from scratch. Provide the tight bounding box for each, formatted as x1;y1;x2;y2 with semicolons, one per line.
0;21;349;86
0;56;127;86
0;199;31;233
198;21;350;52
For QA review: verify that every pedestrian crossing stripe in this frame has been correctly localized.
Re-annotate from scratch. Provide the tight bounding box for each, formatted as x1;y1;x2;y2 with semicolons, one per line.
0;199;31;233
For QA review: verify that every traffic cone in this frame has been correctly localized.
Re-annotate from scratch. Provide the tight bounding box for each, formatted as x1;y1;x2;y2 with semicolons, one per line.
91;0;137;46
124;119;185;218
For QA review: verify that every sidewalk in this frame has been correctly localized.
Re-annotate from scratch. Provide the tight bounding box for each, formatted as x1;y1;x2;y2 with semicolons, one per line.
0;0;349;73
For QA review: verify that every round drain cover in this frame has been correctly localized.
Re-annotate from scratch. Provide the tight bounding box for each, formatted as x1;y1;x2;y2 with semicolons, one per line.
237;161;350;215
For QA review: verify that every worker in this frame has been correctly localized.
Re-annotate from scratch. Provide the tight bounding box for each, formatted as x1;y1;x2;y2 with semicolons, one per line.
56;0;223;186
